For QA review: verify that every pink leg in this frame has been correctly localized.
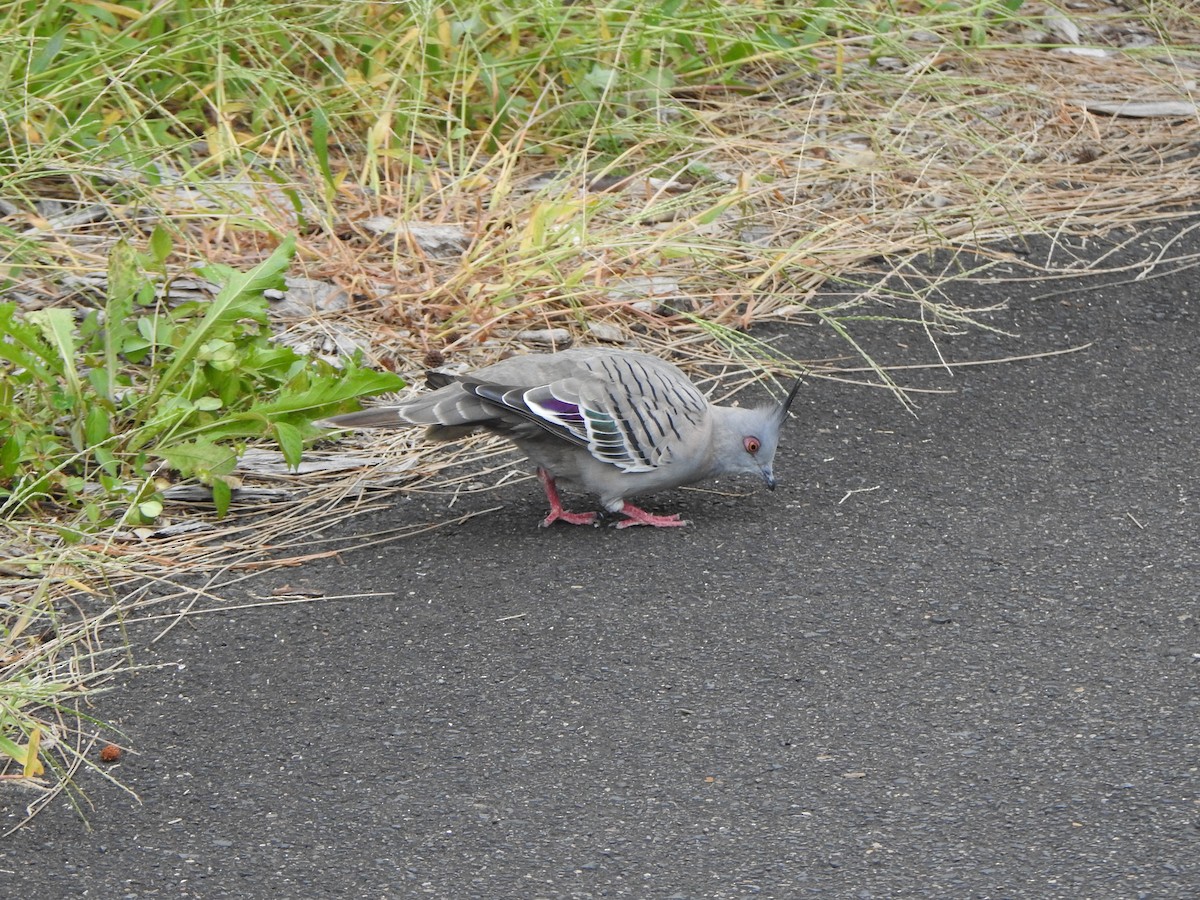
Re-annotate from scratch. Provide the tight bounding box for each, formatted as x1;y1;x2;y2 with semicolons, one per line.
614;501;689;529
537;468;599;527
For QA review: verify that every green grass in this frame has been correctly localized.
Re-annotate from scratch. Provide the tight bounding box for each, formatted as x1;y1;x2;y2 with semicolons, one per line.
0;1;1029;192
2;0;1198;816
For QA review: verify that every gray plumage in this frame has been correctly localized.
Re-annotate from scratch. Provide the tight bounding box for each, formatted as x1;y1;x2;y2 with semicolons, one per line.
319;348;801;528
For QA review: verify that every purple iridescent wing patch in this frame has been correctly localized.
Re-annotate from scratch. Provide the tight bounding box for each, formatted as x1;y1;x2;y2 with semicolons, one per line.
536;395;585;425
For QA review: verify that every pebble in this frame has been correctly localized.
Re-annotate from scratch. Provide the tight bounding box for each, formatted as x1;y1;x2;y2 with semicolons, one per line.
517;328;572;348
586;321;625;343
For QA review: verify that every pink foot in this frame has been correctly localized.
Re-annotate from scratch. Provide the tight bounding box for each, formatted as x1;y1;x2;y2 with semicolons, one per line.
614;502;689;529
537;468;599;528
542;507;600;528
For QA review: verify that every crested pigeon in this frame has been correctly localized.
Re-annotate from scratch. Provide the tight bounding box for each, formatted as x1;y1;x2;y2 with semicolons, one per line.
319;348;801;528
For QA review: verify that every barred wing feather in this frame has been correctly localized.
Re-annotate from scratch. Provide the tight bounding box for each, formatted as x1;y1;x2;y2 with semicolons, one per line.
462;356;707;474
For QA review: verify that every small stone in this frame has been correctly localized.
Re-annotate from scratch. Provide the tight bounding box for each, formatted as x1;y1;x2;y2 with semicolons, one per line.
517;328;572;348
586;322;625;343
361;218;471;257
606;274;681;302
270;276;349;316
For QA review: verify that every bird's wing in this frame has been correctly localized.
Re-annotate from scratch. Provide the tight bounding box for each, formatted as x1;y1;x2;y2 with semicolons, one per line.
463;354;709;474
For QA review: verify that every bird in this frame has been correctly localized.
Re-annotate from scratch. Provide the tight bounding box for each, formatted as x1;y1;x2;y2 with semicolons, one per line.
318;347;801;528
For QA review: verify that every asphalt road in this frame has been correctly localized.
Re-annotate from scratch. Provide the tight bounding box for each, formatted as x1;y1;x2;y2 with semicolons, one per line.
2;221;1197;898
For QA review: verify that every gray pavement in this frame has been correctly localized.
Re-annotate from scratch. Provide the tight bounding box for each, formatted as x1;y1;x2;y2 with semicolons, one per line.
2;221;1197;898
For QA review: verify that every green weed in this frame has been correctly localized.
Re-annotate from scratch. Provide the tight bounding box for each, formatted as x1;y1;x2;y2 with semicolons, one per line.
0;233;403;529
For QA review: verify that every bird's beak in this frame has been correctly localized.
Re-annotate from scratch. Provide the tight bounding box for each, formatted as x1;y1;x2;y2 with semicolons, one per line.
762;466;776;491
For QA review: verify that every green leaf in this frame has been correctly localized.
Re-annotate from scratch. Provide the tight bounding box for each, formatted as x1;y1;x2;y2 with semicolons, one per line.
273;421;304;470
0;304;57;381
584;65;618;92
84;406;111;445
0;435;22;479
139;235;296;417
311;107;334;197
26;308;83;402
107;239;140;307
693;196;736;226
211;477;232;517
149;225;173;265
154;439;239;480
93;445;119;477
167;366;405;444
263;167;307;230
0;733;30;767
198;337;239;371
134;314;173;353
105;240;140;402
30;28;66;76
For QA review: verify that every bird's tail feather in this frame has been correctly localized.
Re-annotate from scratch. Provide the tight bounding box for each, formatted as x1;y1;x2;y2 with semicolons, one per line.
316;407;411;429
317;390;495;431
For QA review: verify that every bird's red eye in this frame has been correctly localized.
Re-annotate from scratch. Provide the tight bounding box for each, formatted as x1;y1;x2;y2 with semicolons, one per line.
744;436;761;454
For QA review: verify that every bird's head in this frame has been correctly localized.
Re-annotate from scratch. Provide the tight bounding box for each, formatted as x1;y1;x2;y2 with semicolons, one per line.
710;377;802;489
